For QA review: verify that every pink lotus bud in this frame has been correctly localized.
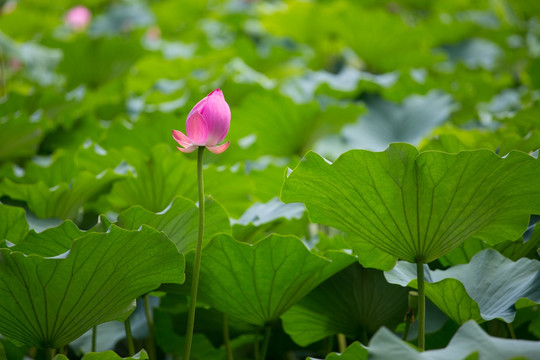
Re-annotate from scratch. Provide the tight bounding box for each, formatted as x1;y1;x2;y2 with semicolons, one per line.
145;26;162;41
8;58;22;72
172;89;231;154
65;6;91;31
2;1;17;15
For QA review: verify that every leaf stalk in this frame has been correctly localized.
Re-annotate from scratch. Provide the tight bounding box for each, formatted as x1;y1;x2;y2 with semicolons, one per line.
223;314;234;360
124;317;135;356
259;325;271;360
416;262;425;351
91;326;97;352
144;295;157;360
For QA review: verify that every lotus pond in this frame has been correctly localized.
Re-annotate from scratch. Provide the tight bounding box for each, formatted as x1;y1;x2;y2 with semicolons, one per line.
1;0;540;359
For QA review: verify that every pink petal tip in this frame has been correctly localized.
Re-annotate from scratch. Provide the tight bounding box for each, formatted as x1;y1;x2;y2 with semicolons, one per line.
206;141;230;154
172;129;191;148
176;145;198;153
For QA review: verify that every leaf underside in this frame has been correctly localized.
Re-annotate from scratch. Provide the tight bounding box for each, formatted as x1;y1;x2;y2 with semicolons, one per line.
282;143;540;263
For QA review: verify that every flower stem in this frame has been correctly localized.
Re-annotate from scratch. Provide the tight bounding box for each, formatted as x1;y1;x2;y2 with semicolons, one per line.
184;146;205;360
144;295;157;360
124;317;135;356
416;262;425;351
259;326;271;360
223;314;234;360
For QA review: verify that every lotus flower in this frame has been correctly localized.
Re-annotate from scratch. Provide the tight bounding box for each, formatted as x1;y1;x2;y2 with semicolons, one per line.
65;5;92;31
172;89;231;154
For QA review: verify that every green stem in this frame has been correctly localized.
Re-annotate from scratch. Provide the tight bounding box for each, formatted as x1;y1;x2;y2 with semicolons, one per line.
144;295;157;360
507;322;516;339
44;348;54;360
223;314;234;360
322;336;334;356
184;146;205;360
124;317;135;356
254;328;260;360
0;50;5;97
402;314;412;341
92;326;97;352
416;262;426;351
337;333;347;353
259;326;271;360
361;328;368;345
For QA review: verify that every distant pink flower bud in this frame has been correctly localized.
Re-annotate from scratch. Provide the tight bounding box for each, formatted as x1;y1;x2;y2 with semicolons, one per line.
65;6;91;31
145;26;161;41
172;89;231;154
2;1;17;15
9;58;22;72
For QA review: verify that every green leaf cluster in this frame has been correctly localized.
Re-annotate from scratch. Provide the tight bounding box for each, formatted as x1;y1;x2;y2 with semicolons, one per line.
1;0;540;359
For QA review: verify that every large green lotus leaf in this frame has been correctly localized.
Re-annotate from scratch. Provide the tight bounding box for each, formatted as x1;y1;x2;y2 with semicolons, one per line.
281;263;408;346
387;267;481;325
101;112;183;157
438;238;489;267
0;2;61;40
53;36;145;89
0;32;63;88
343;234;397;271
0;341;6;360
281;143;540;263
0;225;184;348
193;234;356;326
10;220;85;257
419;126;498;154
377;321;539;360
54;350;148;360
108;144;279;217
421;103;540;154
440;221;540;266
0;204;28;244
441;38;502;71
11;143;130;187
0;114;45;162
310;321;540;360
382;64;513;124
116;196;230;253
385;249;540;323
0;170;119;220
496;104;540;156
232;198;305;228
280;65;397;103
315;92;454;160
70;297;155;354
232;197;307;244
227;92;365;159
342;92;453;152
261;0;476;73
308;342;368;360
0;144;132;201
154;308;227;359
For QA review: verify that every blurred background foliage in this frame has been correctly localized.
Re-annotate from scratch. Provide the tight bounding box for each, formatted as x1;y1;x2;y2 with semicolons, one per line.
1;0;540;359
